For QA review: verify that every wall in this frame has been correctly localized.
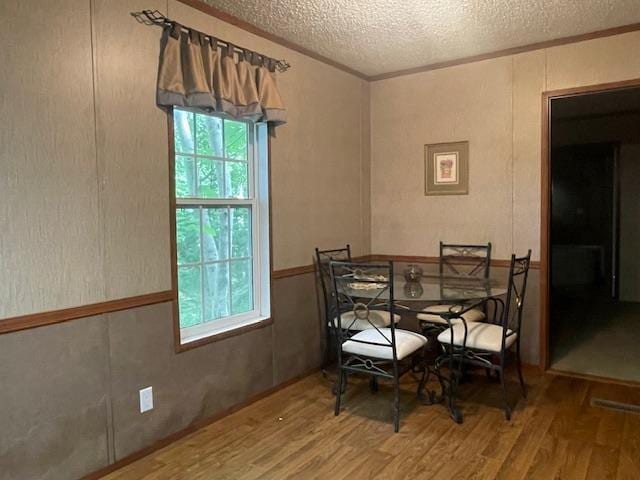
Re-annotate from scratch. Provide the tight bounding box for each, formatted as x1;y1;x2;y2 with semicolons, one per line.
0;1;369;479
370;30;640;365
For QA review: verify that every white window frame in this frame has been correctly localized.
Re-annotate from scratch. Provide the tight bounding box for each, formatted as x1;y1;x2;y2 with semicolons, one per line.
172;108;271;346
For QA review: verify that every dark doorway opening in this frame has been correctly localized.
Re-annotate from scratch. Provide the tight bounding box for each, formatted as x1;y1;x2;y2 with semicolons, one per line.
549;86;640;382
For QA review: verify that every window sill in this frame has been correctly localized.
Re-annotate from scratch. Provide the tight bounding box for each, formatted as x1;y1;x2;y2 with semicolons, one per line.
175;316;273;353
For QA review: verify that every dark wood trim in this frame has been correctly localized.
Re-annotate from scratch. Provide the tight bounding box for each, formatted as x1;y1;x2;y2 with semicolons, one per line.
539;77;640;371
541;78;640;99
270;254;540;281
540;90;552;371
175;0;367;80
0;249;540;336
370;254;440;264
0;291;174;335
272;264;315;279
369;254;540;270
271;255;373;280
370;23;640;81
82;366;320;480
176;317;273;353
168;111;182;354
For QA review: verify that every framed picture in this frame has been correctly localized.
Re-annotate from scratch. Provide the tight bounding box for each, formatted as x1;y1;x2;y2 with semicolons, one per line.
425;141;469;195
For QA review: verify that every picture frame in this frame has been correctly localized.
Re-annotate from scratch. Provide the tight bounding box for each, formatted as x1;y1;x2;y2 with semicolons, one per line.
424;141;469;196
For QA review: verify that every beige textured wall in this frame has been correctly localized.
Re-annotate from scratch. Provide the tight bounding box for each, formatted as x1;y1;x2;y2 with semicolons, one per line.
370;57;514;259
0;0;103;318
0;0;370;319
370;30;640;262
93;0;173;299
0;2;367;476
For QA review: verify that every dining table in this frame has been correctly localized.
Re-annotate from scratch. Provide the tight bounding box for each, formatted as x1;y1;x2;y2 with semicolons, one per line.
341;270;507;307
339;265;509;422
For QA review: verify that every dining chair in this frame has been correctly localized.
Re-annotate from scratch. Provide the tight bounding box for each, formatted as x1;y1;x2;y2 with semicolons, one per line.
417;242;492;328
315;246;401;371
435;250;531;422
315;245;352;370
330;260;428;432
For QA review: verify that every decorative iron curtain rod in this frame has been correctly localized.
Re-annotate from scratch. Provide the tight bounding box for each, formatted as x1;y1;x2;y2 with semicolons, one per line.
131;9;291;73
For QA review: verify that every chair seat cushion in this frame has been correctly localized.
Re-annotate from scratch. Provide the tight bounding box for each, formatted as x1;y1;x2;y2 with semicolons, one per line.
332;310;401;331
342;328;427;360
437;322;516;353
417;304;486;325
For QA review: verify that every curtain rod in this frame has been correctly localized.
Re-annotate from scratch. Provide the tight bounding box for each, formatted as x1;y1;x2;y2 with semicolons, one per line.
131;9;291;73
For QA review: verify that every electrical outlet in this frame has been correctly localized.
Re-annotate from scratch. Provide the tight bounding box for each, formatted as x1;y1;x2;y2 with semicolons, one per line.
139;386;153;413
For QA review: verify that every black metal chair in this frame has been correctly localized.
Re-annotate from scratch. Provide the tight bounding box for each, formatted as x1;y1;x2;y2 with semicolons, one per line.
330;261;428;432
315;246;401;371
315;245;352;370
417;242;492;329
434;250;531;422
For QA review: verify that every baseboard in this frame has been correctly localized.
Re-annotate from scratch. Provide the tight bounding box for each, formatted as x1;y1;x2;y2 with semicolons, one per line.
82;367;320;480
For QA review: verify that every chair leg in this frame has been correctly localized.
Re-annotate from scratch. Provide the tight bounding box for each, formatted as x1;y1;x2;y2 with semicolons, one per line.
417;364;428;401
516;341;527;398
499;367;511;421
334;369;344;416
322;327;334;375
393;376;400;433
369;375;379;393
441;350;463;424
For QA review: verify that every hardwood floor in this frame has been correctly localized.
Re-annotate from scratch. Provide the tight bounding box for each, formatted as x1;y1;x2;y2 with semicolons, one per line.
102;369;640;479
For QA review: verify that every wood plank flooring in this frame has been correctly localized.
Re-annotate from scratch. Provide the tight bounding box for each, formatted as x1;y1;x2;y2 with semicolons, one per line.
102;369;640;479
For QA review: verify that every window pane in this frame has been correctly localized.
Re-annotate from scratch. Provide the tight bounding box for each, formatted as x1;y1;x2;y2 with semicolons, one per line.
174;109;195;154
175;156;196;198
230;207;251;258
224;119;247;160
226;161;249;198
204;262;230;321
176;208;201;264
197;159;223;198
231;259;253;315
178;266;202;328
202;207;229;261
196;114;223;157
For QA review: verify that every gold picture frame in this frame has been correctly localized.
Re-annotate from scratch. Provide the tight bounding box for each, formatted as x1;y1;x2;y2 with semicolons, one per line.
425;141;469;196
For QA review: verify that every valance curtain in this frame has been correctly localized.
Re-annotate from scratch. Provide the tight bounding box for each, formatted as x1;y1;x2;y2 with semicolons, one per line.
157;23;286;125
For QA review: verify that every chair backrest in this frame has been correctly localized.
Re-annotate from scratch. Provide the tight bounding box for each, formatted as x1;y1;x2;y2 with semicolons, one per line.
439;242;492;279
329;261;398;361
500;250;532;341
315;245;352;322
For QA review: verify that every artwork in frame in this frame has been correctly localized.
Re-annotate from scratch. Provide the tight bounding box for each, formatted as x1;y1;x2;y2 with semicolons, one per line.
425;141;469;195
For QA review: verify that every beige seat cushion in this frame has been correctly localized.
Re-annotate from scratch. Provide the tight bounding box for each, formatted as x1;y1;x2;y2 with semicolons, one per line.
332;310;401;331
437;322;516;353
342;328;427;360
417;304;486;325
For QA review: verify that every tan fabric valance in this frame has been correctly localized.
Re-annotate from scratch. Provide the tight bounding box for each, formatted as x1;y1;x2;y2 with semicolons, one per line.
157;23;286;125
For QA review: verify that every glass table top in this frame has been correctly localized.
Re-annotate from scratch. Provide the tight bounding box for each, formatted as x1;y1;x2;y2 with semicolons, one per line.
339;273;507;303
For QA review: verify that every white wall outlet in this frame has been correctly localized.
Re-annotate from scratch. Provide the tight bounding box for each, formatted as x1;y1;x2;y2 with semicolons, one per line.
139;386;153;413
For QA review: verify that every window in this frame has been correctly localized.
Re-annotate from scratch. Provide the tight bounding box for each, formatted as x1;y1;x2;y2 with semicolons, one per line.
172;108;270;345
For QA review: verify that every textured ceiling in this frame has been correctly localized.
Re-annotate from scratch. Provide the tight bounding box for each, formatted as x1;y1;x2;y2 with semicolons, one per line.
203;0;640;77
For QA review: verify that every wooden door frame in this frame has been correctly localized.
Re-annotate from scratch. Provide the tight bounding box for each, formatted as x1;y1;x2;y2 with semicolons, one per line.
540;77;640;370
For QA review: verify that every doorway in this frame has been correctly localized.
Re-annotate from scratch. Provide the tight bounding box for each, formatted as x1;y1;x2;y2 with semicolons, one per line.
542;82;640;382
